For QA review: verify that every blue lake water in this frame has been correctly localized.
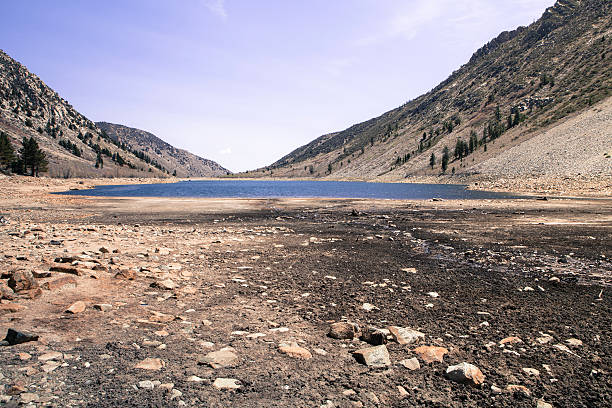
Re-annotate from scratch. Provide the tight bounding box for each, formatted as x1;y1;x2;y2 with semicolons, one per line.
56;180;524;200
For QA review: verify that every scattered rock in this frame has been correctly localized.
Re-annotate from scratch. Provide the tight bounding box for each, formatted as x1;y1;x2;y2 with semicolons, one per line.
0;303;26;315
445;362;485;386
65;301;87;314
93;304;112;311
388;326;425;345
134;358;165;370
360;327;387;345
537;400;553;408
523;367;540;376
152;279;176;290
414;346;448;363
353;345;391;368
399;358;420;370
362;303;377;311
278;342;312;359
566;338;582;347
212;378;241;390
506;384;531;397
49;265;82;276
1;328;39;346
38;351;63;361
0;280;15;299
8;270;38;292
500;336;522;345
200;347;239;368
42;276;77;291
138;380;155;390
328;322;359;340
115;269;136;280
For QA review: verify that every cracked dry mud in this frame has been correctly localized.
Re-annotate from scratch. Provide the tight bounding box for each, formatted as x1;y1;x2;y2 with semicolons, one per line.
0;180;610;407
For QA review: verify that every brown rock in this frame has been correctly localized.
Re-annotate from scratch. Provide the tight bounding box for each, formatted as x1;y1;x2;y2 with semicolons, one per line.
414;346;449;363
329;322;359;339
65;301;86;314
49;265;83;276
134;358;165;370
0;280;15;299
199;347;239;368
115;269;136;280
152;279;177;290
278;343;313;359
445;362;485;386
399;357;420;370
500;336;522;345
17;288;42;299
506;384;531;397
8;270;38;292
360;327;387;345
0;303;27;315
42;276;77;291
388;326;425;345
353;345;391;367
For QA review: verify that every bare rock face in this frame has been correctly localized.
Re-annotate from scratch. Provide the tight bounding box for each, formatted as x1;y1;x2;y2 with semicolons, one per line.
8;270;38;293
445;362;485;386
388;326;425;345
328;322;359;339
353;345;391;368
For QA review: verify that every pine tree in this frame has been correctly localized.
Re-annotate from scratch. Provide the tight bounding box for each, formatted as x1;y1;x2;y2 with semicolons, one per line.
18;137;47;176
441;147;449;173
429;153;435;169
0;131;16;169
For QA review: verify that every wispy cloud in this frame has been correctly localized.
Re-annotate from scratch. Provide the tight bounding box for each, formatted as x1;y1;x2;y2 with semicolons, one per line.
204;0;228;20
219;147;232;155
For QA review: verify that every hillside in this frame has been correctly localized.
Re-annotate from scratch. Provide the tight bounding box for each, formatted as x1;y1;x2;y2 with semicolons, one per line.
96;122;229;178
0;50;225;178
244;0;611;181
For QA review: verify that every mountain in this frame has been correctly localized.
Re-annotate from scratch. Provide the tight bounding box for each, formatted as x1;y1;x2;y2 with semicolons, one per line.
96;122;229;178
0;50;226;178
245;0;611;180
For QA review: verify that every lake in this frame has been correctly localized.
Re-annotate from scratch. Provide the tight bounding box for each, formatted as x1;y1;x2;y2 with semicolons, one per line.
57;180;524;200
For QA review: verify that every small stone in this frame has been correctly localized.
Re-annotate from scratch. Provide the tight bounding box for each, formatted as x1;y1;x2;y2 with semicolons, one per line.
500;336;522;345
152;279;176;290
99;247;109;254
0;303;27;315
42;276;77;291
523;367;540;376
139;380;155;389
397;385;409;397
18;352;31;360
388;326;425;345
213;378;241;390
427;292;439;298
1;328;39;346
0;280;15;299
537;400;553;408
362;303;377;311
41;361;62;372
38;351;63;361
278;343;312;359
200;347;239;369
536;334;553;344
360;327;387;345
65;301;86;314
399;358;420;370
134;358;165;370
115;269;136;280
170;389;183;400
490;385;503;394
20;393;39;403
187;375;204;382
353;345;391;367
49;265;82;276
506;384;531;397
414;346;448;363
445;362;485;386
8;270;38;292
566;338;582;347
93;304;112;311
313;348;328;356
329;322;358;340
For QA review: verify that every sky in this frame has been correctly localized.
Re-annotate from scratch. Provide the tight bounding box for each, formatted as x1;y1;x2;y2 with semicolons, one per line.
0;0;554;172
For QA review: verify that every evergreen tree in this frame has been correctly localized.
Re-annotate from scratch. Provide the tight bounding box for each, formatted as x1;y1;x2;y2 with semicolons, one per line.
441;147;449;173
429;153;435;169
0;131;16;169
18;137;47;176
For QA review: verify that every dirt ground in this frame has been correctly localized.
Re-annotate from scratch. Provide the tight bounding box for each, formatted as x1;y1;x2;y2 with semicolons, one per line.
0;177;610;407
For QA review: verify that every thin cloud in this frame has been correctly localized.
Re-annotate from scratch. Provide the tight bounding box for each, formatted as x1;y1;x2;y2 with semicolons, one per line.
219;147;232;155
204;0;228;20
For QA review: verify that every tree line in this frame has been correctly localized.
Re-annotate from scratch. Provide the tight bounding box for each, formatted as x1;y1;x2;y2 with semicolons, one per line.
0;132;48;176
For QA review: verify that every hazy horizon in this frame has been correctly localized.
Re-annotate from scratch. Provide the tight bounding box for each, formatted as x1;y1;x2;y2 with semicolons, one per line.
1;0;554;172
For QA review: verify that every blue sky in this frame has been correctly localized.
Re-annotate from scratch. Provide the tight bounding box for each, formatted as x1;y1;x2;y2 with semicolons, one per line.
1;0;554;172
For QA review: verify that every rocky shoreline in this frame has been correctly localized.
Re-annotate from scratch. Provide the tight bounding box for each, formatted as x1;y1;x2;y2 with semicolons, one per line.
0;177;610;407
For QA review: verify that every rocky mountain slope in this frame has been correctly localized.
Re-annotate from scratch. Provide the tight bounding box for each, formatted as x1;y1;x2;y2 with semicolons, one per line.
245;0;611;181
96;122;229;178
0;50;226;178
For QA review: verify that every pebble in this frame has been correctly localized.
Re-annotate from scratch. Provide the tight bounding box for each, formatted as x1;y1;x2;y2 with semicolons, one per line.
388;326;425;345
279;342;312;359
506;384;531;397
200;347;239;368
523;367;540;376
134;358;165;370
445;362;485;386
362;303;377;311
138;380;155;389
329;322;358;340
399;358;420;370
93;304;112;311
65;301;87;314
213;378;241;390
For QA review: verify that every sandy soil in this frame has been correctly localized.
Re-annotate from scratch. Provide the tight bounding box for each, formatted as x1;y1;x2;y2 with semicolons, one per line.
0;177;610;407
